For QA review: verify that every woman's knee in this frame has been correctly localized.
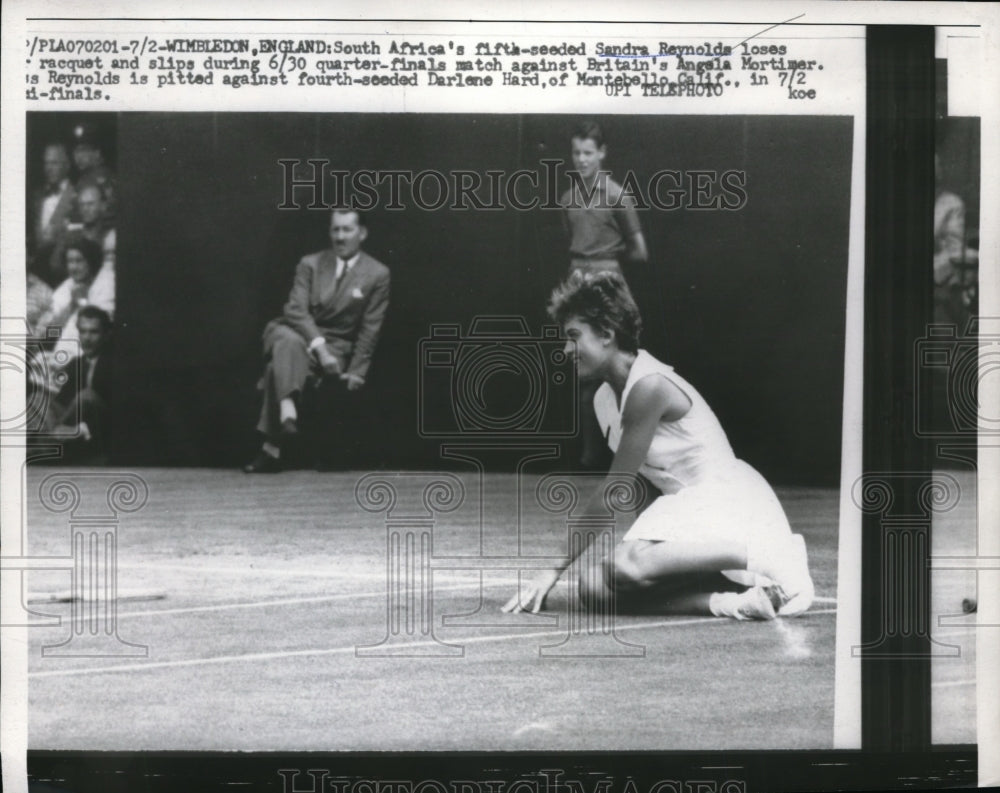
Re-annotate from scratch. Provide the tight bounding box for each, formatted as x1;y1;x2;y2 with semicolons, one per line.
577;560;614;610
578;542;660;610
610;543;648;590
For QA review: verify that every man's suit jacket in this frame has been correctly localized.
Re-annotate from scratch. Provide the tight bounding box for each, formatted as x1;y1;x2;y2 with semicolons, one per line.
57;348;112;407
276;249;391;380
54;346;113;451
31;182;78;284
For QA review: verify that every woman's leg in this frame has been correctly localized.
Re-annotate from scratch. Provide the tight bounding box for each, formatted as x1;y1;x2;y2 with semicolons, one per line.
579;551;775;617
612;539;748;586
578;542;781;620
578;558;722;613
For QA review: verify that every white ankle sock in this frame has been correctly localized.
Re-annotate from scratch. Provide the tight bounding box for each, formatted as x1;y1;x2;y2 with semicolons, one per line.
279;398;297;423
709;592;738;617
262;442;281;459
709;588;777;621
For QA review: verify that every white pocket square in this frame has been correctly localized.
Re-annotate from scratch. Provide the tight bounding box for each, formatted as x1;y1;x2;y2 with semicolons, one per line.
351;287;364;299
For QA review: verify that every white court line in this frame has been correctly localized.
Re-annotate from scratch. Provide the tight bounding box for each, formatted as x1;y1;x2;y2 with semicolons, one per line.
115;562;844;607
119;563;556;580
106;586;837;621
932;678;976;689
29;608;837;679
116;562;396;580
111;583;494;619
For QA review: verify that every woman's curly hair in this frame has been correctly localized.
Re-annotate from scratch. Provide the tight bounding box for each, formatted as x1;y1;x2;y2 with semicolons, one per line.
547;269;642;353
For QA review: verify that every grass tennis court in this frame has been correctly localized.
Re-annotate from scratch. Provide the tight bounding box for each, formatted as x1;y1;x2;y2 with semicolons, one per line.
20;467;975;750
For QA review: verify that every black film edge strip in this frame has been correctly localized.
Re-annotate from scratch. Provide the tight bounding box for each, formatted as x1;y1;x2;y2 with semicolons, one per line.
861;25;938;752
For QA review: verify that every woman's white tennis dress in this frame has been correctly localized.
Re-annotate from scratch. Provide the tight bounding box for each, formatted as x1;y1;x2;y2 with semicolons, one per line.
594;350;793;550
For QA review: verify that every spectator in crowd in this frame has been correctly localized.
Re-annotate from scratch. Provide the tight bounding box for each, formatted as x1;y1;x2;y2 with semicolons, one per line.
34;235;115;359
243;209;391;473
31;142;77;285
26;269;54;334
71;183;116;269
933;153;979;325
72;122;117;221
25;266;56;416
39;306;114;461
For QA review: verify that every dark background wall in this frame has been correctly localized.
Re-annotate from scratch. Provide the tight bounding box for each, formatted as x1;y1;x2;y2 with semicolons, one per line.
29;112;855;483
937;117;981;245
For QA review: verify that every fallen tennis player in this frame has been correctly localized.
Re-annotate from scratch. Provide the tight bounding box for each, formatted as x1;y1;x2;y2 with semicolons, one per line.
502;270;814;621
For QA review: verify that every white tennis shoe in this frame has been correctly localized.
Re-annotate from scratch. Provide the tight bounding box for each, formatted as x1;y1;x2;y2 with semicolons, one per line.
710;586;778;621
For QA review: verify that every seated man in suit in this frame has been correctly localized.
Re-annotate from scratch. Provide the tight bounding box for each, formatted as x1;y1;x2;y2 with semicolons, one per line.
244;209;391;473
38;305;113;462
